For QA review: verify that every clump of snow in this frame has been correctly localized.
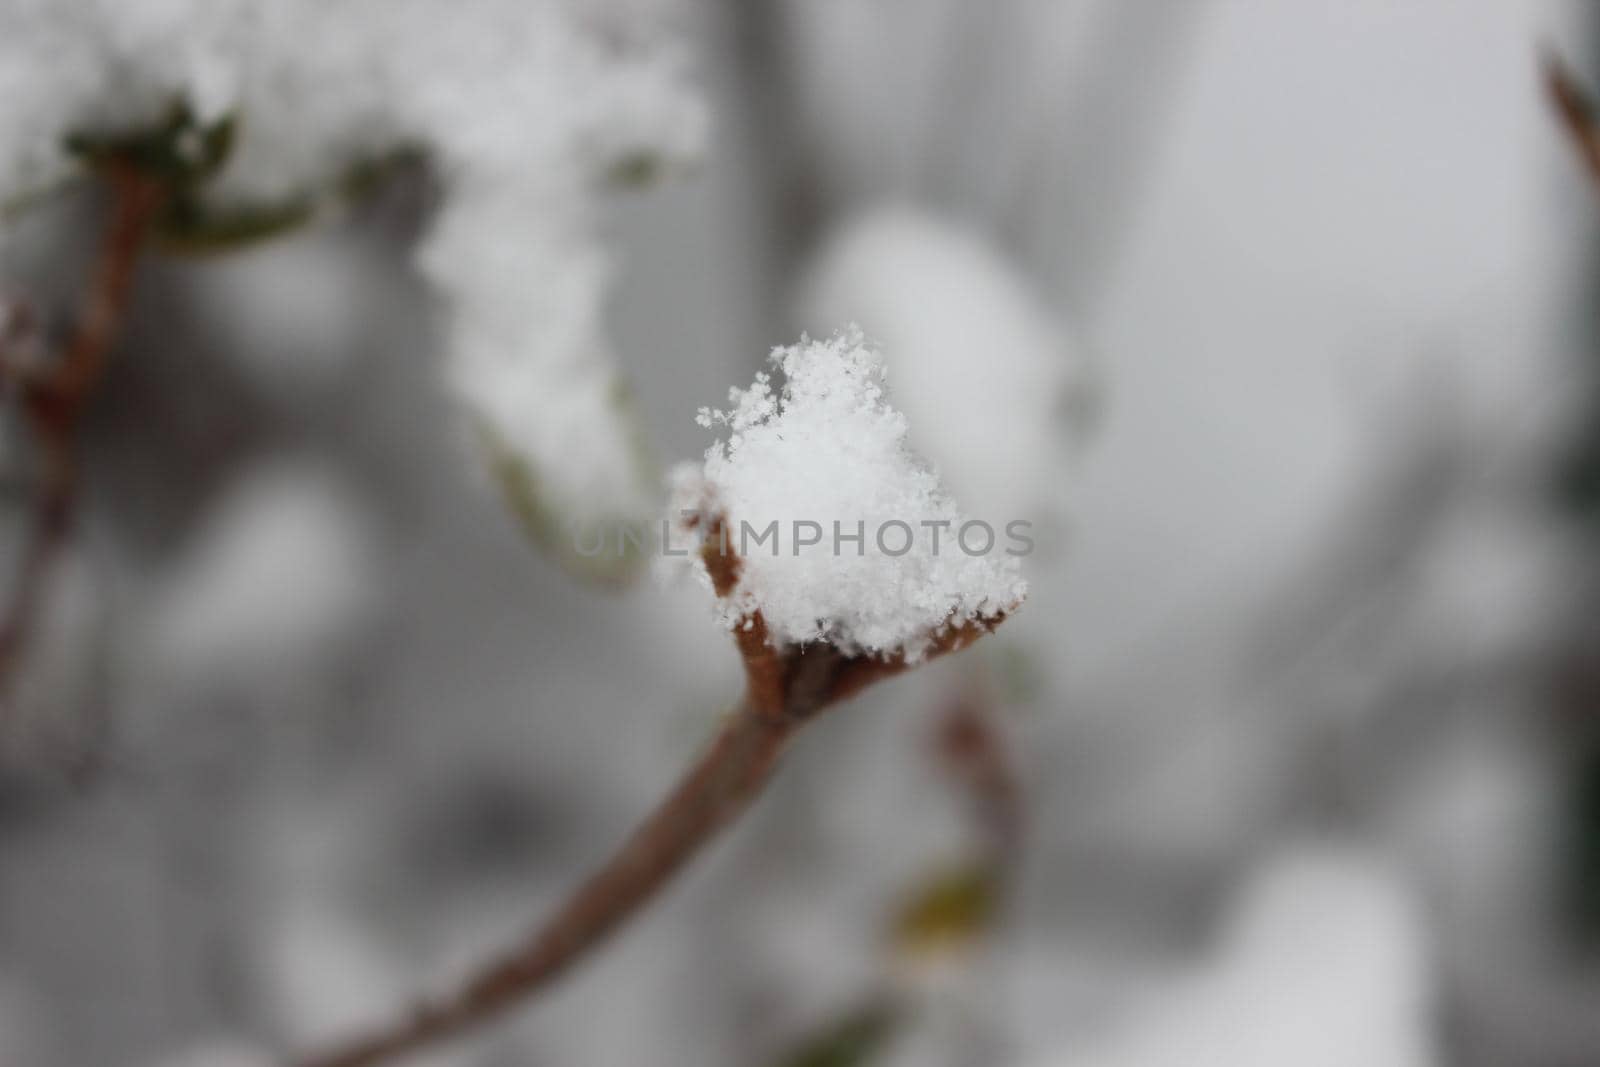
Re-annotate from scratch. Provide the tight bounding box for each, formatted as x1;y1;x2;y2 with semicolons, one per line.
0;1;704;204
151;461;381;680
417;181;651;522
0;0;707;525
800;207;1086;532
1028;845;1435;1067
680;329;1025;660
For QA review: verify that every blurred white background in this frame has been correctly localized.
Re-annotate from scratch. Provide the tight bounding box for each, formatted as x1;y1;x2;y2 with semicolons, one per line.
3;2;1600;1065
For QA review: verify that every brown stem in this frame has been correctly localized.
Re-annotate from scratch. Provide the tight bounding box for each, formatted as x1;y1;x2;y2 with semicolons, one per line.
296;695;801;1067
294;519;1012;1067
0;164;163;698
1545;49;1600;193
299;647;851;1067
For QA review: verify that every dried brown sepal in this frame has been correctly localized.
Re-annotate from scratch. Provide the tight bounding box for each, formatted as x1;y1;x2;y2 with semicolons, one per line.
699;512;1015;718
825;612;1009;706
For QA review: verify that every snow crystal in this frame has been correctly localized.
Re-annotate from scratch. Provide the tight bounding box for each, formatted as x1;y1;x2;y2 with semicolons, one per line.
683;329;1025;659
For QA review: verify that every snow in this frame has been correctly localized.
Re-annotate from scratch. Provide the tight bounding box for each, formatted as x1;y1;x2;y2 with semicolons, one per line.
681;329;1025;659
800;207;1085;533
1029;845;1436;1067
151;461;381;680
0;0;707;525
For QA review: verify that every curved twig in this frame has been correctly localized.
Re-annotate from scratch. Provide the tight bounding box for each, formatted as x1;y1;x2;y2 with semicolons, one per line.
0;163;163;703
293;518;1010;1067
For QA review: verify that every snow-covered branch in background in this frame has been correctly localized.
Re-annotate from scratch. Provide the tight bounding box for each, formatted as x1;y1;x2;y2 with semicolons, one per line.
0;0;706;560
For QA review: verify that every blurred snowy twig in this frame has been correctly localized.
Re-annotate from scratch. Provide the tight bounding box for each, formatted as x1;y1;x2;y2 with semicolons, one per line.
0;162;164;706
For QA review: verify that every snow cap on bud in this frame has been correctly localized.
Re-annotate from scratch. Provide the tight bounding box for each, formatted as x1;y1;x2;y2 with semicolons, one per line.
683;329;1024;660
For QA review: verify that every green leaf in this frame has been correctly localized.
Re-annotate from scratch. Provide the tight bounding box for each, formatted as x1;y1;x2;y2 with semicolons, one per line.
64;99;237;184
608;151;664;189
152;194;316;255
152;142;427;256
63;97;427;255
774;1001;902;1067
889;860;1001;959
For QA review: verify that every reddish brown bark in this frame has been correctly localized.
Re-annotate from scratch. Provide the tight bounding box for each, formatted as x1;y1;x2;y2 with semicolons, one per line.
297;697;795;1067
0;164;163;701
